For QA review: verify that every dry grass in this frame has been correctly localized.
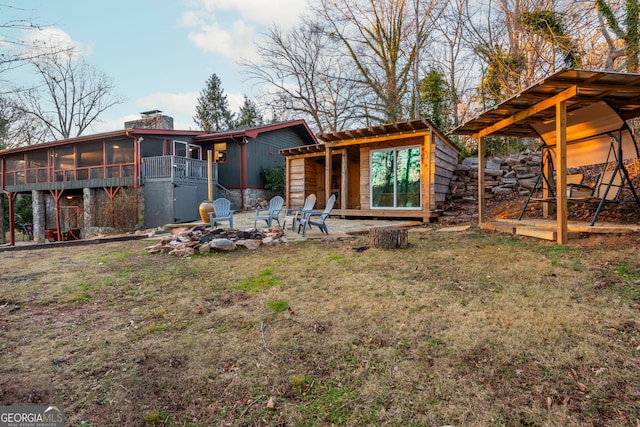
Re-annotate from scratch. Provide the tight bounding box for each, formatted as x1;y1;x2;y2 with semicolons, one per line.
1;227;639;426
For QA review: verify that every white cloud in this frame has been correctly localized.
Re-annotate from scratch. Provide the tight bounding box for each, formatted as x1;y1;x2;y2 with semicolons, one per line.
180;0;309;61
21;27;93;58
188;20;258;62
227;92;244;113
198;0;308;27
135;91;200;118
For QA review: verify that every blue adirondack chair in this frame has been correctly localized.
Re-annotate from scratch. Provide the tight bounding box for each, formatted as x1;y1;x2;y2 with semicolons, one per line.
209;198;234;229
283;194;316;231
299;194;336;237
254;196;285;227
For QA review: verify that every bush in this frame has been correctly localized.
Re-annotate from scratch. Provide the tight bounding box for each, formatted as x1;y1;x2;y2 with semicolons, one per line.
263;166;285;197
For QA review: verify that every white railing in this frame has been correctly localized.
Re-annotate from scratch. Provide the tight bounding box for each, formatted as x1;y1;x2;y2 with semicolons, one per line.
142;156;215;182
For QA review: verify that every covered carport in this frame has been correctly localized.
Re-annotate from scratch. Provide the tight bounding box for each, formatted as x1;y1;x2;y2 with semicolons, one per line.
452;69;640;244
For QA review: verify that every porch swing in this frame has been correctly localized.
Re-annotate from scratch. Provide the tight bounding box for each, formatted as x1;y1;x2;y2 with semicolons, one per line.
518;129;640;226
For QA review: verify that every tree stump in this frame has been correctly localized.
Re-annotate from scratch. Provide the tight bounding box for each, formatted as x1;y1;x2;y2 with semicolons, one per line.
369;226;409;249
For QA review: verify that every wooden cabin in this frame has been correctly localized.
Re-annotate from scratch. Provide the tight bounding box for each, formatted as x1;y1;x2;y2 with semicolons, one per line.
280;119;460;221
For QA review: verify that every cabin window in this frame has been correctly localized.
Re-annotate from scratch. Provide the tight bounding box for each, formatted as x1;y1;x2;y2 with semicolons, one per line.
370;146;421;209
188;144;201;160
174;140;187;157
141;139;164;157
214;143;227;163
173;140;201;159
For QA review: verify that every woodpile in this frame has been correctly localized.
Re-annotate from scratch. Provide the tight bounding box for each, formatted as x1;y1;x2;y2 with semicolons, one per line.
145;225;285;257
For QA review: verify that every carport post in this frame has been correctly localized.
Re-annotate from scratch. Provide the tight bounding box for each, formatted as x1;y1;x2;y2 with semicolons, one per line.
477;135;485;224
555;101;568;244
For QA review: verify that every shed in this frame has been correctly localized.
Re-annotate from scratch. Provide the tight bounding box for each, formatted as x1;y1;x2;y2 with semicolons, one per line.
280;119;460;221
452;68;640;244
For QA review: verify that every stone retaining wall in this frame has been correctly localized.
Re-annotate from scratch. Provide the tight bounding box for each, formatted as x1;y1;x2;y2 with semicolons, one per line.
442;150;542;222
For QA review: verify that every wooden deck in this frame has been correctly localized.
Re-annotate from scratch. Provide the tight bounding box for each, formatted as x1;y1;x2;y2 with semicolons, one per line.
483;218;640;241
332;208;438;222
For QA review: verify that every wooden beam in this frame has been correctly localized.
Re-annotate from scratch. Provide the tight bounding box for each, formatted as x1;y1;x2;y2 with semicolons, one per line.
324;130;430;147
341;149;348;209
555;101;568;244
474;85;577;139
325;146;331;207
478;136;485;224
285;157;291;209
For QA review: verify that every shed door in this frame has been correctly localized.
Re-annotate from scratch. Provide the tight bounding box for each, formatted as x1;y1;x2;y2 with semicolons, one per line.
173;185;198;223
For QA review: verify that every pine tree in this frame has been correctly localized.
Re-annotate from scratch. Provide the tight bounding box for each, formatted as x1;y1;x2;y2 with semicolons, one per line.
236;95;264;128
193;73;235;132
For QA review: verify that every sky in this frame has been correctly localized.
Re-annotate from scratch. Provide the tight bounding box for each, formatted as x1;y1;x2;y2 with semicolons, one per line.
3;0;311;134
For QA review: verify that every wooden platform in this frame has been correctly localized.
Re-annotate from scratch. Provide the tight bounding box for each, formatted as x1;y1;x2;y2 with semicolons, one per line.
482;218;640;241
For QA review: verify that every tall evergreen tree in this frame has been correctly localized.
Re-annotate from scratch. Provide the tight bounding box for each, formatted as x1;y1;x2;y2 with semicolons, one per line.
419;68;453;131
193;73;235;132
236;95;264;128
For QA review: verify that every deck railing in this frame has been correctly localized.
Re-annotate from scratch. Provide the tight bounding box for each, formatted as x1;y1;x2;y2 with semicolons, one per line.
142;156;215;183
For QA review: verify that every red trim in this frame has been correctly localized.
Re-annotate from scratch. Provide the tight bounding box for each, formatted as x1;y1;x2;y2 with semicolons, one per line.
0;128;207;156
104;187;121;227
50;189;65;241
7;192;17;246
194;119;318;144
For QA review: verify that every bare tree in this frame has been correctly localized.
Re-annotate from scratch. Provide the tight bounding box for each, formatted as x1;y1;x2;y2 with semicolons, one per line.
244;19;362;133
316;0;437;124
0;96;48;148
14;48;123;141
426;0;476;128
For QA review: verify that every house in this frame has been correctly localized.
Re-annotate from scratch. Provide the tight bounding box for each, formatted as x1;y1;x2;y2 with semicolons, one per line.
194;120;318;211
0;112;317;245
280;119;460;221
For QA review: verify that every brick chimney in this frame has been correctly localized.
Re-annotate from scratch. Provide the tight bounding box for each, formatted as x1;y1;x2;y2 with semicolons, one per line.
124;110;174;130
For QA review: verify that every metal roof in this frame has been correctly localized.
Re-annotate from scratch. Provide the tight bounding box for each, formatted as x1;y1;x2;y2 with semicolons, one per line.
318;118;445;142
194;119;318;145
451;69;640;138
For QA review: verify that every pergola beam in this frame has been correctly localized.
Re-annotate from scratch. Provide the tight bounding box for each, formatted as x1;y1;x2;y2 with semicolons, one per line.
473;85;578;139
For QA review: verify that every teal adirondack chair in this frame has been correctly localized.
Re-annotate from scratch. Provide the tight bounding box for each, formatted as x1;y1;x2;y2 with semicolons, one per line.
209;198;234;229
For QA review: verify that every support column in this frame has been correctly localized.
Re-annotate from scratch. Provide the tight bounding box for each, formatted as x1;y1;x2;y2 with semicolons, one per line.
0;193;5;244
477;136;485;224
325;147;332;207
555;101;568;244
83;187;95;238
340;149;348;210
32;190;46;244
285;157;291;209
542;149;551;218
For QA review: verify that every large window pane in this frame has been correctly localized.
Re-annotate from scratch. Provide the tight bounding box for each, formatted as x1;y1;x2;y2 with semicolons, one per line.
371;150;395;207
370;146;421;209
396;147;421;207
77;141;103;167
55;147;74;170
174;141;187;157
107;140;134;164
6;154;24;171
27;150;48;168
